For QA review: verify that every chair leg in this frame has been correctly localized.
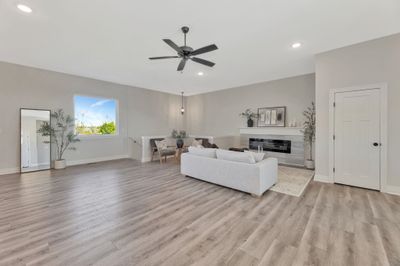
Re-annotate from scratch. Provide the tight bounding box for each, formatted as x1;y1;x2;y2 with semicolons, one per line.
159;153;162;164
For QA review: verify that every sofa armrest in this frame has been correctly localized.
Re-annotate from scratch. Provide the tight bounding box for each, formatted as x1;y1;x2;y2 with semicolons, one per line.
256;157;278;195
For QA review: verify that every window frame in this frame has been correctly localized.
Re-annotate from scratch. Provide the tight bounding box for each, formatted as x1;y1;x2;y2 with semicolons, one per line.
73;94;120;139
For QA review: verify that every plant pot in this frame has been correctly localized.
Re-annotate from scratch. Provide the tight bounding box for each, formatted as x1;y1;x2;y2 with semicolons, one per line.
54;159;66;170
176;139;184;148
304;159;315;170
247;119;254;127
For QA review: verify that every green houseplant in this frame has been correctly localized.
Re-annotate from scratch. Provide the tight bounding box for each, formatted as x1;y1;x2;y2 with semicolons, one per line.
301;102;316;169
240;109;258;127
38;109;80;169
171;129;187;148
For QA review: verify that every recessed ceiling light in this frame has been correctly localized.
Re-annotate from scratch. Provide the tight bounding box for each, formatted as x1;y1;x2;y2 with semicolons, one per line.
291;42;302;49
197;72;204;76
17;4;32;13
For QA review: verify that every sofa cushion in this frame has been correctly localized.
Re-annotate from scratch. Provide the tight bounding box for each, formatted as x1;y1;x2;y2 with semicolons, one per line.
216;149;256;164
188;147;217;158
244;151;265;162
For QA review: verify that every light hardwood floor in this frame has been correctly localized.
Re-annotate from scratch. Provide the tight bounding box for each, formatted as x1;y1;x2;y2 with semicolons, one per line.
0;159;399;266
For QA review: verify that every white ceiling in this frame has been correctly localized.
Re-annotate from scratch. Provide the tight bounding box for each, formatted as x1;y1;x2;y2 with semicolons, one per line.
1;0;399;95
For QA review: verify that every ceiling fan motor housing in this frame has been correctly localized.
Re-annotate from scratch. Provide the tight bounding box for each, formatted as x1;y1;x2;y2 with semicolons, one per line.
180;46;194;58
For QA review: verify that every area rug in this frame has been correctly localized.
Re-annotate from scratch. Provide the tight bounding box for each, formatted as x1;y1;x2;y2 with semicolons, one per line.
270;165;314;197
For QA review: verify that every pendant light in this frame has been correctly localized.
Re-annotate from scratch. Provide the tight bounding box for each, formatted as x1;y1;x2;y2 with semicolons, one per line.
180;91;185;115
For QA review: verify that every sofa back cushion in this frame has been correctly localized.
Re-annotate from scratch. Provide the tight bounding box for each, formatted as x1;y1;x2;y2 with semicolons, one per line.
216;149;256;164
188;147;217;158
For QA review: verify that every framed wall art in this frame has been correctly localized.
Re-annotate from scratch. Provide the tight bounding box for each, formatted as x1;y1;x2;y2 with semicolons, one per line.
257;106;286;127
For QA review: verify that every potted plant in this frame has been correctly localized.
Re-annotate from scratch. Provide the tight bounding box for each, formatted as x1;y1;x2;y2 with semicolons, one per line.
240;109;258;127
301;102;316;169
38;109;80;169
171;129;187;148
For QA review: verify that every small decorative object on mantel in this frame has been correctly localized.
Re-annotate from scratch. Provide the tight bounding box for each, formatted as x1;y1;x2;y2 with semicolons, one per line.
37;109;80;169
171;129;187;148
257;106;286;127
301;102;316;169
289;119;297;127
239;109;258;127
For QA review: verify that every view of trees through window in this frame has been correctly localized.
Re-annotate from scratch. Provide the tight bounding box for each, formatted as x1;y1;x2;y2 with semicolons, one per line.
74;95;117;135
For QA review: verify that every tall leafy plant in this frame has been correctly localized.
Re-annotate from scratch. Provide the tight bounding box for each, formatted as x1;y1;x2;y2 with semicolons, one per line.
38;109;80;161
301;102;316;161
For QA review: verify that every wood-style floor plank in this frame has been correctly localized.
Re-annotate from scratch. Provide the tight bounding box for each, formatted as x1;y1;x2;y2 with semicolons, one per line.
0;159;399;266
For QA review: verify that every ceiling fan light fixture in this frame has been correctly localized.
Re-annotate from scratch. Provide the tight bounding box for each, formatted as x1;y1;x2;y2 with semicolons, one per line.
17;4;32;13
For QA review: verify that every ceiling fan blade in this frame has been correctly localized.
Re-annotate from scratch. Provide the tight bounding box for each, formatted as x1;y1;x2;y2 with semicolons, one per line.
163;39;182;53
190;44;218;56
177;59;187;71
191;57;215;67
149;56;180;60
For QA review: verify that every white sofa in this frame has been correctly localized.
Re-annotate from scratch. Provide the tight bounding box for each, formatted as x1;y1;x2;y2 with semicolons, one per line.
181;150;278;196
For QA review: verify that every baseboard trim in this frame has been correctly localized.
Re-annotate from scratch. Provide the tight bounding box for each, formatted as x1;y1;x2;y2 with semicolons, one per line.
142;156;153;163
313;174;333;183
0;167;20;175
67;155;130;166
0;155;130;176
382;185;400;196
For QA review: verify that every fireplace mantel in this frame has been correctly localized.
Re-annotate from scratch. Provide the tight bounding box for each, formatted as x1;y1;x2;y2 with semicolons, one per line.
239;127;303;136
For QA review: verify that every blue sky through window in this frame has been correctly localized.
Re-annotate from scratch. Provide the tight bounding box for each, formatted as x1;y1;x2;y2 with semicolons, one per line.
74;95;117;127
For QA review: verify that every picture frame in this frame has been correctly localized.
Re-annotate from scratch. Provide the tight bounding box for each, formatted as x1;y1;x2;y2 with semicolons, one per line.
257;106;286;127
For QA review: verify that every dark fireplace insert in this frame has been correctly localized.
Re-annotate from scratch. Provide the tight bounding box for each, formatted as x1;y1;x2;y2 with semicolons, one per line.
249;138;291;154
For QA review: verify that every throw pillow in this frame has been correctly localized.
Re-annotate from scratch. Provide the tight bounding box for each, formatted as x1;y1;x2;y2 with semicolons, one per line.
191;139;203;148
188;147;217;158
244;151;265;162
216;149;256;164
155;140;168;150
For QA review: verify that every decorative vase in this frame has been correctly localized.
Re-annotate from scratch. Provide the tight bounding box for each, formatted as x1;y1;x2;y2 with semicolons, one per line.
247;119;254;127
176;139;184;148
305;159;315;170
54;159;66;170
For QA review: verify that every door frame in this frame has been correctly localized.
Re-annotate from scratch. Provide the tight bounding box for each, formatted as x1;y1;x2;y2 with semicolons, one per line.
328;83;388;191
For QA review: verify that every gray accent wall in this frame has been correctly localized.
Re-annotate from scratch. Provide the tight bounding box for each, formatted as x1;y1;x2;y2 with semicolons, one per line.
0;61;184;173
315;33;400;187
186;73;315;142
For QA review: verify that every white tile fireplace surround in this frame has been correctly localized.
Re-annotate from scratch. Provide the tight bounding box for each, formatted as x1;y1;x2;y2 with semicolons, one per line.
239;127;305;167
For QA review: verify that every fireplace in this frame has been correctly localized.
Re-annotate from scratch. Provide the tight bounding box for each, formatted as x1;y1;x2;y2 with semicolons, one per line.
249;138;291;154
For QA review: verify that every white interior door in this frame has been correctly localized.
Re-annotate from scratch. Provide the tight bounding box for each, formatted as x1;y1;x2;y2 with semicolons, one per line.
334;89;381;190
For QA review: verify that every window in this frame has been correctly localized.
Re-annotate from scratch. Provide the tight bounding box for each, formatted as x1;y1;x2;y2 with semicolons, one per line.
74;95;118;136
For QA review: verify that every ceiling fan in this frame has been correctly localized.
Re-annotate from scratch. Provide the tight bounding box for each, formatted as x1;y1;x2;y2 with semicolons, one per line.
149;26;218;72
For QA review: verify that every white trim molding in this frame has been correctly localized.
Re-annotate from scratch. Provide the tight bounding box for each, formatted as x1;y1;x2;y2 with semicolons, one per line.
382;185;400;196
328;83;388;191
239;127;303;136
314;174;333;183
0;155;129;176
0;167;20;176
67;155;129;166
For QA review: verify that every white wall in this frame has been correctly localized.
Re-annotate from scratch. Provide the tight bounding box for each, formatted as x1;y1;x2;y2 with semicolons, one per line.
0;61;183;174
186;74;315;148
315;33;400;187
